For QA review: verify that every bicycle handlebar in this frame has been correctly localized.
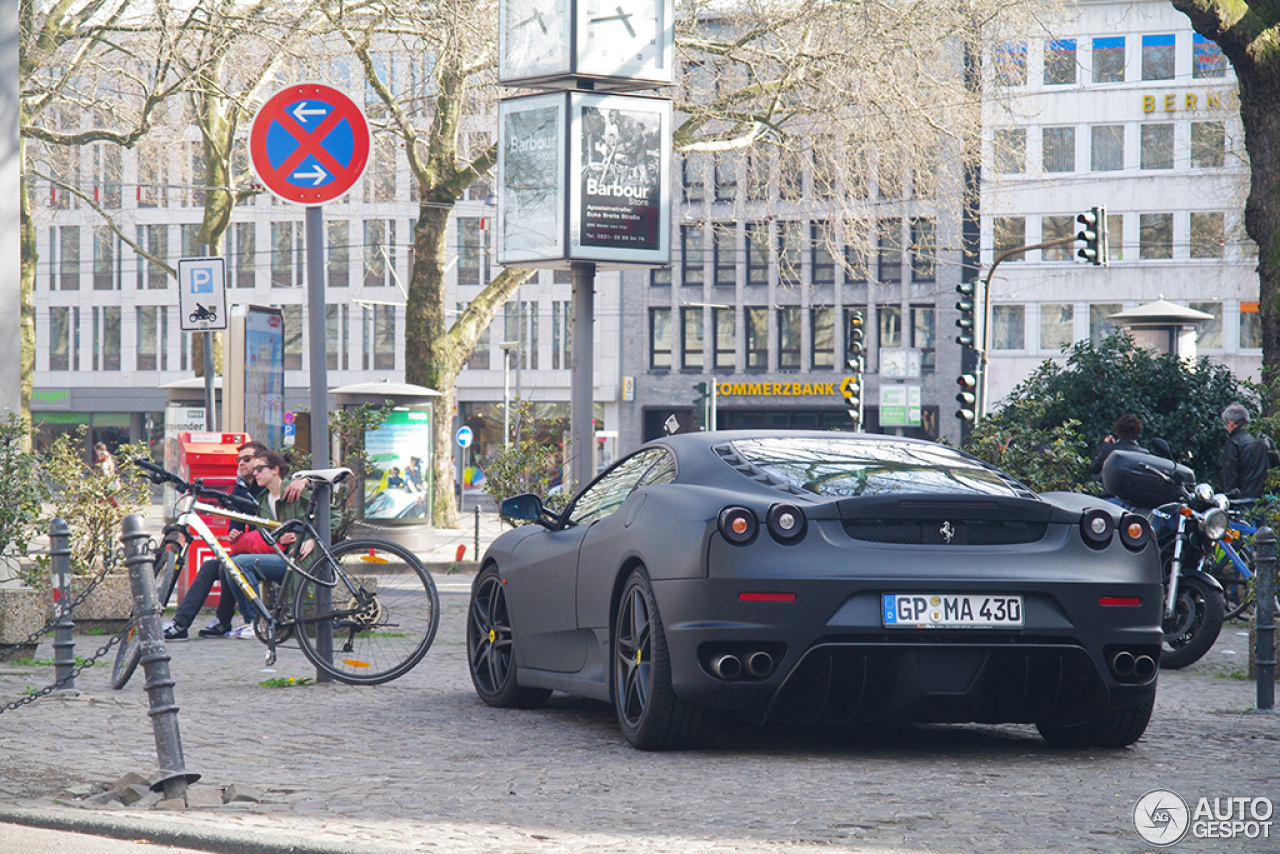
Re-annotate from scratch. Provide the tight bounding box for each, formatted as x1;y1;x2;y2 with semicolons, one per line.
133;457;256;513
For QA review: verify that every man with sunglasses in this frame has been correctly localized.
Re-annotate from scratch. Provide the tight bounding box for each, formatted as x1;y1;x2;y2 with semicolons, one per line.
163;441;306;640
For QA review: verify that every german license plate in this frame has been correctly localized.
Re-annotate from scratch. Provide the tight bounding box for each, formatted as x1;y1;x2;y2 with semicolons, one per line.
882;594;1023;628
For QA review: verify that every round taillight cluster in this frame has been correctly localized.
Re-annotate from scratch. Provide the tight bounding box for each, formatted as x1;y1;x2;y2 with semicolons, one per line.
1080;508;1116;549
766;503;806;544
718;506;758;545
1119;513;1153;551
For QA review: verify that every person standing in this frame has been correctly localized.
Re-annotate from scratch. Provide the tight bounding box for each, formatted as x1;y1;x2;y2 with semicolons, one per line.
1088;414;1148;481
94;442;116;477
1221;402;1269;499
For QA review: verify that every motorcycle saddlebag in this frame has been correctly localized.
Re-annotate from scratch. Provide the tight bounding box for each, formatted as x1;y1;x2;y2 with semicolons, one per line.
1101;449;1194;507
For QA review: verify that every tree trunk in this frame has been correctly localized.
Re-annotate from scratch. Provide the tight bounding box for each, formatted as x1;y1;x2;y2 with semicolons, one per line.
1238;71;1280;377
18;138;34;448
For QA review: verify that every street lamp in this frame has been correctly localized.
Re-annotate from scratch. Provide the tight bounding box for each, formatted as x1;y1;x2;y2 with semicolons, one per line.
499;341;519;449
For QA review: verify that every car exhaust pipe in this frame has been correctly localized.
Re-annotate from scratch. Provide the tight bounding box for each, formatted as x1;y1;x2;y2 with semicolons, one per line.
1133;655;1157;681
710;654;742;681
1111;651;1136;678
745;651;775;679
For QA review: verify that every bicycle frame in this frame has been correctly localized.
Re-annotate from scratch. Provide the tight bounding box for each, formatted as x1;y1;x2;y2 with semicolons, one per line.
177;498;285;625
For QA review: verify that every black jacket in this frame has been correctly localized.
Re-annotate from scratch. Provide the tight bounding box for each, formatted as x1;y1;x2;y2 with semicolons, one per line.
1089;438;1148;480
1222;426;1269;499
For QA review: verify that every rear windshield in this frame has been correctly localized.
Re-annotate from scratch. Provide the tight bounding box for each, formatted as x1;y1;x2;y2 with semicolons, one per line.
728;437;1026;498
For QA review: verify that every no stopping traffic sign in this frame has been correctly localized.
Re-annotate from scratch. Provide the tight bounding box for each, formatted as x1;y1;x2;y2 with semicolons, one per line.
249;83;371;205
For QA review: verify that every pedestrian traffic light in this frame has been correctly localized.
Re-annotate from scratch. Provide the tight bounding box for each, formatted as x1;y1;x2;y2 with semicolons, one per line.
1076;205;1108;266
693;381;709;431
842;375;863;428
956;373;978;424
847;311;865;372
955;280;984;352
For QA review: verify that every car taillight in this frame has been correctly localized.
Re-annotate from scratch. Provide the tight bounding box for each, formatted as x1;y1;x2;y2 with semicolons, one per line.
718;506;758;545
1080;508;1115;549
766;503;806;544
1100;596;1143;607
1118;514;1153;551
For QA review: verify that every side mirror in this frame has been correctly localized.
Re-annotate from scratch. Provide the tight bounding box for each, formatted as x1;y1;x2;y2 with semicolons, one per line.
1151;438;1173;459
500;494;544;523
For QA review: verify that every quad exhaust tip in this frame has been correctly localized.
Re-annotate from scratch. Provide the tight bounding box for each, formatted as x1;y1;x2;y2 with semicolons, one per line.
745;651;775;679
710;651;776;681
1111;650;1157;682
710;654;743;681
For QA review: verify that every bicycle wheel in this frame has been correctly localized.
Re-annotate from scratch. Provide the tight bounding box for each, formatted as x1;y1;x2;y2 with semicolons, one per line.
292;538;439;685
1212;554;1253;621
111;542;181;689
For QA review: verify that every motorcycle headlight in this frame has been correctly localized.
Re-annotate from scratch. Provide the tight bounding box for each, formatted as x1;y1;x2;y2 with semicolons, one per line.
1201;507;1229;541
1213;493;1230;511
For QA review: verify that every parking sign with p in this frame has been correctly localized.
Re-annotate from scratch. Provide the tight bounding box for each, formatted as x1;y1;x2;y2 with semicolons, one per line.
178;257;228;331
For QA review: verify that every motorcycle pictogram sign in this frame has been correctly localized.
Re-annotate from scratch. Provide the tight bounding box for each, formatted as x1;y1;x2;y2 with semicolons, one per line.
249;83;371;205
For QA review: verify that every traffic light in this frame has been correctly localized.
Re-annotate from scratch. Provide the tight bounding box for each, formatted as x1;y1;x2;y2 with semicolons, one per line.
693;382;709;431
956;373;978;424
842;375;863;428
846;311;865;372
1076;205;1109;266
955;280;984;352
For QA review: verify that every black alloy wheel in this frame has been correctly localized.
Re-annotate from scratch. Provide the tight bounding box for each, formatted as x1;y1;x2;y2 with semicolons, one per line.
466;566;550;709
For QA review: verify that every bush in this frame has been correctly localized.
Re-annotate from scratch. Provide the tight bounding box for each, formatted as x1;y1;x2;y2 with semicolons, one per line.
0;414;43;576
482;400;570;521
964;396;1092;493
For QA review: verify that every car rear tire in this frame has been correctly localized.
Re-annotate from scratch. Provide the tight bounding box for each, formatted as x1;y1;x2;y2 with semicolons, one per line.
467;566;550;709
1035;697;1154;748
613;567;710;750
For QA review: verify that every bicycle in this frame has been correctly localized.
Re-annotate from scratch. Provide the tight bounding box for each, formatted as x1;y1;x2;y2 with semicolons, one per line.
113;458;439;687
1209;500;1280;621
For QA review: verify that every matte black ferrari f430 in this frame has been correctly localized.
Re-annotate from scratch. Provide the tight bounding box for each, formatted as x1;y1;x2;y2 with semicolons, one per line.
467;432;1163;750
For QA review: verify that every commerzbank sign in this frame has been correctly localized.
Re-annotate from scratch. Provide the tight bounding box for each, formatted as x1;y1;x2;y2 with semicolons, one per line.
715;380;852;398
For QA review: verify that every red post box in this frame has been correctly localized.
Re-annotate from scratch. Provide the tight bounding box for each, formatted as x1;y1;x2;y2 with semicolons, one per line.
175;432;251;605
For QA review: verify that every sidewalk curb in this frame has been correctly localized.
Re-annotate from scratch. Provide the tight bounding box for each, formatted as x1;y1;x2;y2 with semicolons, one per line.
0;805;402;854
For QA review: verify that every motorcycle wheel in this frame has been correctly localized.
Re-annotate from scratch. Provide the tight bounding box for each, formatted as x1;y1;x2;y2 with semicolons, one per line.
1160;576;1224;670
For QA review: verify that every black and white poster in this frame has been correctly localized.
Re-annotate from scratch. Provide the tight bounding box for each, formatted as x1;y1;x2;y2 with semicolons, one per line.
497;95;565;264
579;105;662;250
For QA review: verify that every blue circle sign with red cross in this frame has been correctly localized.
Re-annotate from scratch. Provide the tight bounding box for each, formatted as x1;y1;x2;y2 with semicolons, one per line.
249;83;371;205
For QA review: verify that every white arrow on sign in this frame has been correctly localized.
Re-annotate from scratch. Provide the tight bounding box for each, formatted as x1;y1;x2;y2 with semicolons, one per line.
290;101;327;124
291;164;329;185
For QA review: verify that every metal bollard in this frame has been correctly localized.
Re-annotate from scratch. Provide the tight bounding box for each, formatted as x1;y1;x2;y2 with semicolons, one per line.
1256;526;1276;712
49;518;76;695
121;514;199;799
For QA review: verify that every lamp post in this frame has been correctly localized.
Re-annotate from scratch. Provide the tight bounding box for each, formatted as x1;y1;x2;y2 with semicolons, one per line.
499;341;519;449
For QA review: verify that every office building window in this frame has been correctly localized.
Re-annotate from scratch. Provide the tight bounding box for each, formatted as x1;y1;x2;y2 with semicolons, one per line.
144;224;168;289
1140;124;1174;170
713;153;737;202
93;143;122;209
876;218;902;282
282;304;302;370
990;305;1025;350
811;307;834;369
1190;211;1225;259
1107;213;1124;262
363;219;388;287
649;307;672;369
1042;215;1075;261
272;222;296;287
996;42;1027;85
325;304;348;370
1040;303;1074;350
745;223;768;287
1191;302;1223;349
58;226;80;291
681;307;705;369
1191;121;1225;168
811;221;835;285
813;143;838;200
778;149;805;201
777;307;802;370
681;225;705;287
49;306;73;371
713;223;736;287
911;305;935;372
93;226;115;290
1090;303;1121;344
327;221;349;288
136;140;168;208
910;218;935;281
1139;213;1173;259
234;223;256;288
504;300;538;370
552;299;570;370
1193;34;1227;79
1241;302;1262;349
136;306;159;371
651;266;671;287
843;220;868;282
1044;39;1076;85
1093;36;1125;83
994;128;1026;174
713;307;735;369
181;223;203;259
878;305;902;349
457;217;485;286
1043;126;1076;173
746;307;768;370
682;154;705;204
777;220;802;285
364;304;396;370
993;217;1026;260
94;305;121;371
1142;34;1175;80
364;136;396;202
1091;125;1124;171
746;150;768;201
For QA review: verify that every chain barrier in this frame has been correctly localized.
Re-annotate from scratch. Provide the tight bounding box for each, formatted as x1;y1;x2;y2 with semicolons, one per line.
0;535;155;713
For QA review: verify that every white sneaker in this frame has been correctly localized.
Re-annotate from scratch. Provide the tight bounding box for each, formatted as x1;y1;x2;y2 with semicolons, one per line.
229;624;257;640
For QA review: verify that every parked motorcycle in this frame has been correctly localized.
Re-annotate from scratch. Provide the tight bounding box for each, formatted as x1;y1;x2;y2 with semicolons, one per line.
1102;449;1226;669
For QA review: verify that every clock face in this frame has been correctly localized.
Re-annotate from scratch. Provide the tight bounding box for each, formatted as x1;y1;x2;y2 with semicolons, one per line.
500;0;570;81
578;0;671;82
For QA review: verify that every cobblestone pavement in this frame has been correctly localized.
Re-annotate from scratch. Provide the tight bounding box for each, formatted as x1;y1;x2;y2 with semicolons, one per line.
0;566;1277;853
